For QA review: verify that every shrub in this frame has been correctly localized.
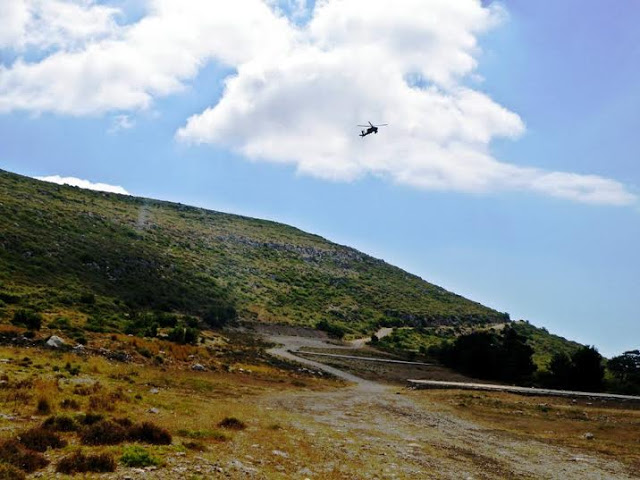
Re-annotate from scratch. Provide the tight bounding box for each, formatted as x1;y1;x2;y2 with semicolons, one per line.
0;439;49;473
18;427;67;452
80;420;127;445
35;397;52;415
79;292;96;305
79;412;104;425
183;440;207;451
217;417;246;430
315;319;347;339
11;309;42;330
56;451;116;474
60;398;80;410
128;422;172;445
42;415;79;432
48;317;71;330
120;445;160;468
0;463;26;480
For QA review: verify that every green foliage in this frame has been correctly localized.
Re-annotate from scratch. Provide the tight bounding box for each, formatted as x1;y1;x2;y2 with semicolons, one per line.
606;350;640;395
120;445;160;467
438;326;536;383
608;350;640;383
544;346;605;392
11;310;42;330
510;320;582;369
0;169;508;336
167;323;199;344
315;319;349;339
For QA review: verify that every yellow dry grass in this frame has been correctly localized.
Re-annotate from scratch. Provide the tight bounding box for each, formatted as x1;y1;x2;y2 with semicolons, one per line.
412;389;640;473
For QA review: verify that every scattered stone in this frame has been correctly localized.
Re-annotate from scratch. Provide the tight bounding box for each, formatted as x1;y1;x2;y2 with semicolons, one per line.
191;363;206;371
46;335;65;348
150;388;160;394
148;407;160;414
272;449;288;458
298;467;313;476
583;432;595;440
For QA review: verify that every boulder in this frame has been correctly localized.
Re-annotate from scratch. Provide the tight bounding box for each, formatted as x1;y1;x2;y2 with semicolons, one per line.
46;335;65;348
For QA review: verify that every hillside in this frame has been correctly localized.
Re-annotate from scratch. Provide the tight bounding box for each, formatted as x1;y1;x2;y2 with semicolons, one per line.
0;169;508;336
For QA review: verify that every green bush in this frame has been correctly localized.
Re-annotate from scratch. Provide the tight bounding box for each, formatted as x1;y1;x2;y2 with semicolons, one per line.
120;445;160;467
11;310;42;330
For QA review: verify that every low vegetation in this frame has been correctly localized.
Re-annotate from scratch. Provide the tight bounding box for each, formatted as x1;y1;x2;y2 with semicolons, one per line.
0;168;508;342
56;451;116;474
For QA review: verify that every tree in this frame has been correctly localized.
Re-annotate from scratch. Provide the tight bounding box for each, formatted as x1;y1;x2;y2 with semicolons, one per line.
548;352;573;388
499;326;536;383
571;346;604;392
547;346;605;392
608;350;640;383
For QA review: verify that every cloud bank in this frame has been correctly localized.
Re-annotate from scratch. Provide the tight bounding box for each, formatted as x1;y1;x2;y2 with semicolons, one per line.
1;0;636;206
35;175;130;195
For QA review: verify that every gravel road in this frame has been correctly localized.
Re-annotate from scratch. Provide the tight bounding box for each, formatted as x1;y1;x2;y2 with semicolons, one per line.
263;330;637;479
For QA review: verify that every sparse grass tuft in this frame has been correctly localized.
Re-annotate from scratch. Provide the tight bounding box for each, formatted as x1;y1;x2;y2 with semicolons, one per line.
56;451;117;474
42;414;79;432
183;440;207;451
218;417;246;430
120;445;160;467
177;428;228;442
79;412;104;425
35;396;52;415
128;421;172;445
60;398;81;410
0;462;26;480
0;439;49;473
18;427;67;452
80;420;127;445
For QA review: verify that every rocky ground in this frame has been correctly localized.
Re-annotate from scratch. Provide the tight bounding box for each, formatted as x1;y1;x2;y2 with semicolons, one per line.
4;326;638;479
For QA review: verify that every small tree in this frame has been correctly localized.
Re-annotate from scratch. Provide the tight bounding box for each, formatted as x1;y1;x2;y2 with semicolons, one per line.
608;350;640;384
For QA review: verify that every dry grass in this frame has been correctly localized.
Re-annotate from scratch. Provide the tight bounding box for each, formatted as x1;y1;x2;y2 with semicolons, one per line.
0;342;342;477
414;389;640;472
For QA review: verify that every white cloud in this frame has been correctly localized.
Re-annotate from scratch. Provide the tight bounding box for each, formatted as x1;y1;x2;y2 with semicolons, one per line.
1;0;636;206
109;114;135;133
0;0;120;50
35;175;130;194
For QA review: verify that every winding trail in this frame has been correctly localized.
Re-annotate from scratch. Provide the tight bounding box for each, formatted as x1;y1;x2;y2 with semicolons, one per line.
262;328;636;479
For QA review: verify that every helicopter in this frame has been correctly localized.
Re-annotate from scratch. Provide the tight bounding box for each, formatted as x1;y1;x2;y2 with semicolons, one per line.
358;121;388;137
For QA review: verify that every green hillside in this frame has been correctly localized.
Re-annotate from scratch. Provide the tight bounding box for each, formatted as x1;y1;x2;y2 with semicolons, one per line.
0;169;508;335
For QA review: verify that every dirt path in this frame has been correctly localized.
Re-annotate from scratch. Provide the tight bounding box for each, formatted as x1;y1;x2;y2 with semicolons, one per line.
264;331;636;479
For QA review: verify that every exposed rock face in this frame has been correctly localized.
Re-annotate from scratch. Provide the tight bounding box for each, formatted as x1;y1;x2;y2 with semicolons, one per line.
46;335;65;348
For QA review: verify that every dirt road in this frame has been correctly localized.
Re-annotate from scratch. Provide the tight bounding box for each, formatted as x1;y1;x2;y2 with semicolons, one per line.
263;329;636;479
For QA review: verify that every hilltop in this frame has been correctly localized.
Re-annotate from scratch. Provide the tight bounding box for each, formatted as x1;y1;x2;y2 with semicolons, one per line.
0;169;507;337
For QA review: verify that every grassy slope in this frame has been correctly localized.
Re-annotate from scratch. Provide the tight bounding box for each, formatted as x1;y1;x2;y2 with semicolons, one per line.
0;169;507;335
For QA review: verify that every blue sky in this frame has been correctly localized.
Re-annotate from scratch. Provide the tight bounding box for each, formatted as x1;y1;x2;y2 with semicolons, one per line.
1;0;638;357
